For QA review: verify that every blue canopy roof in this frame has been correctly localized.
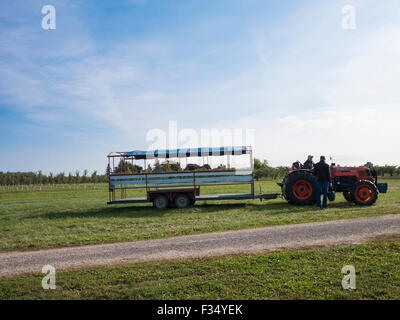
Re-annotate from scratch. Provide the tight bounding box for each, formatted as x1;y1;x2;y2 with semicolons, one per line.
121;146;250;160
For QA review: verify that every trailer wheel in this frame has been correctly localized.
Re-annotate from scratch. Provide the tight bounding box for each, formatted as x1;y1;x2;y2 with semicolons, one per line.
174;193;190;209
352;180;378;206
153;195;169;209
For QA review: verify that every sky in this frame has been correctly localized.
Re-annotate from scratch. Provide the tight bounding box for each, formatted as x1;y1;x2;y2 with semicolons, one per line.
0;0;399;174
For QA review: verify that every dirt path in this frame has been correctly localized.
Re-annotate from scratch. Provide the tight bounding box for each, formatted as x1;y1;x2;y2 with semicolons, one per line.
1;214;400;277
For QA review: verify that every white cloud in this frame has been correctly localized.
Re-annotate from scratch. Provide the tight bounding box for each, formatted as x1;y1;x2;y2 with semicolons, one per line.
243;25;400;166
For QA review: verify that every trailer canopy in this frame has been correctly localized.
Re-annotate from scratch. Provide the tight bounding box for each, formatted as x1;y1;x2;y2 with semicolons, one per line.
120;146;251;160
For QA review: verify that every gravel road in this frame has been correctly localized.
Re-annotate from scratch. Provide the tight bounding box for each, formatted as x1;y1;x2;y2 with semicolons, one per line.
1;214;400;277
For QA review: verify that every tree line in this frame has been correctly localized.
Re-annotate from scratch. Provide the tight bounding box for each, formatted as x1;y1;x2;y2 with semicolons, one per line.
253;159;291;180
112;159;227;174
0;170;108;186
373;165;399;177
1;160;399;186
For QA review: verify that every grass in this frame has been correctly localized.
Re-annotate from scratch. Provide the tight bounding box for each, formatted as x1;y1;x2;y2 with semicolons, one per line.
1;238;399;299
0;180;398;251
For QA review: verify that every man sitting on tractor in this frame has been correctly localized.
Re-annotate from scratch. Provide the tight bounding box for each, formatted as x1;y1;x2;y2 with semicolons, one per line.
313;155;332;209
303;155;314;170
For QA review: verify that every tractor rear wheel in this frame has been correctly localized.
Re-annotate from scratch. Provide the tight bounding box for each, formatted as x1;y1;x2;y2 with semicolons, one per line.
352;180;378;206
282;171;317;205
280;176;294;204
343;191;354;202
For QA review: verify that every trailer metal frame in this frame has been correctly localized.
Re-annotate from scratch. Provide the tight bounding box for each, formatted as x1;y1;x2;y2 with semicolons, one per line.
107;146;279;207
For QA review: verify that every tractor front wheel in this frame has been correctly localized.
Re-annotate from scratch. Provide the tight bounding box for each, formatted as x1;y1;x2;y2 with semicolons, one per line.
343;191;354;202
352;180;378;206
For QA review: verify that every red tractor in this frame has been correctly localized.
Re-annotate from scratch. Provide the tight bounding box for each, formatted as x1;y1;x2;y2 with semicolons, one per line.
278;165;388;206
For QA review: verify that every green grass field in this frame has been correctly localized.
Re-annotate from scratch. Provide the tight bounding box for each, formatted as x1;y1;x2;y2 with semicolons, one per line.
1;237;399;299
0;180;398;251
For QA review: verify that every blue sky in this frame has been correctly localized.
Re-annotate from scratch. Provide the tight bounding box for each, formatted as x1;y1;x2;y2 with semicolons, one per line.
1;0;400;174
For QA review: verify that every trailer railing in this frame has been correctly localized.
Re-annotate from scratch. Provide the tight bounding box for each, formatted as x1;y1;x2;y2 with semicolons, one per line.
107;146;256;204
109;170;253;190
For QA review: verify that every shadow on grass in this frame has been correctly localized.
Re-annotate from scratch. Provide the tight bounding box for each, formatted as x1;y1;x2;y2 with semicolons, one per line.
195;200;356;214
27;205;164;219
25;198;356;220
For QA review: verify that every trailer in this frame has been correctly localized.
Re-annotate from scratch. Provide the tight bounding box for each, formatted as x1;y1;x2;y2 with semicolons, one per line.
107;146;280;209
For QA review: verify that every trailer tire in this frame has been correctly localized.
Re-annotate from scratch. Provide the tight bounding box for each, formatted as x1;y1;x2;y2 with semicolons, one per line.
174;193;190;209
153;195;169;209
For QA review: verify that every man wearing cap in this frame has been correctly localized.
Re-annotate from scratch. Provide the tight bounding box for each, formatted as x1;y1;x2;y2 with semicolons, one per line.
313;155;332;209
303;155;314;170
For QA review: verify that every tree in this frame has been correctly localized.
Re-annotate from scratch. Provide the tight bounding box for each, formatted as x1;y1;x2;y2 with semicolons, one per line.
215;164;227;170
169;161;182;172
185;163;201;171
48;172;54;184
253;158;272;180
385;165;396;177
55;172;65;184
254;158;263;170
91;171;98;184
115;160;143;174
254;169;264;181
153;160;180;172
82;169;88;183
252;158;289;180
75;170;80;183
38;170;43;184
